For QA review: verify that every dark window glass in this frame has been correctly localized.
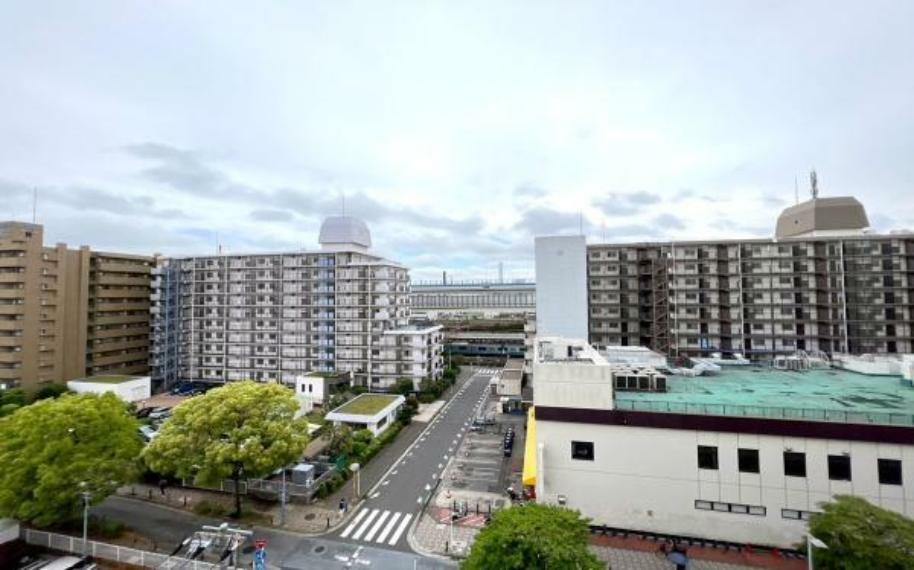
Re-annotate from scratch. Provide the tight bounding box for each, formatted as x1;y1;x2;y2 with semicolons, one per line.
828;455;852;481
571;441;594;461
698;446;718;470
738;448;760;473
784;451;806;477
878;459;902;485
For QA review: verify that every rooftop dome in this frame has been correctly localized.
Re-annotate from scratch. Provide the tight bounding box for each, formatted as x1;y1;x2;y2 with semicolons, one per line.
318;216;372;251
775;196;870;239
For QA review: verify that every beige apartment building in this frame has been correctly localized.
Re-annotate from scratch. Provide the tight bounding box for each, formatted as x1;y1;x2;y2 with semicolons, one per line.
0;222;153;393
586;194;914;357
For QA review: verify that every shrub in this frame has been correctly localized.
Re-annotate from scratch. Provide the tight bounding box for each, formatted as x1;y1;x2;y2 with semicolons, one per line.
193;500;230;517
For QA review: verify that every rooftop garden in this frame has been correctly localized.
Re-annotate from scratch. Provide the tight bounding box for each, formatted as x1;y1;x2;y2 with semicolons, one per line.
332;393;400;416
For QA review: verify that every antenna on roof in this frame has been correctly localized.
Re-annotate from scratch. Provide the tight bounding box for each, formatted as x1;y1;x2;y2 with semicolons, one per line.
32;187;37;223
341;192;346;217
579;211;584;235
810;169;819;200
794;176;799;205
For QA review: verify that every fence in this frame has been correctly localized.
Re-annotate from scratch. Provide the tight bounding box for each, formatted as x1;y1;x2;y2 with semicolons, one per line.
614;399;914;427
21;528;221;569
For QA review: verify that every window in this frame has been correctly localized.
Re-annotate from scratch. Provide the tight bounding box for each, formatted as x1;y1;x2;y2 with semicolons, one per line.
571;441;594;461
738;448;760;474
878;459;903;486
783;451;806;477
697;446;718;470
828;455;852;481
694;500;765;517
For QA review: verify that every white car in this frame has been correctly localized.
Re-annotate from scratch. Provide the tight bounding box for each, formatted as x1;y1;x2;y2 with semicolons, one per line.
139;425;158;441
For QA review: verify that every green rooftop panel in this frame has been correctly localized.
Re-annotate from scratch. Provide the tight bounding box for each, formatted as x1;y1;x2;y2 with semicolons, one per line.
333;394;400;416
615;368;914;426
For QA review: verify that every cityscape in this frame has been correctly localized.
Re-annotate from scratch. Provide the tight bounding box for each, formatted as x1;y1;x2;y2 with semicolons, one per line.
2;2;914;570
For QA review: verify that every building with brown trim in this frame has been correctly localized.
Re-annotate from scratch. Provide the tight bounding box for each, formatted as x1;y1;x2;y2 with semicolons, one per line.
529;336;914;548
0;222;153;393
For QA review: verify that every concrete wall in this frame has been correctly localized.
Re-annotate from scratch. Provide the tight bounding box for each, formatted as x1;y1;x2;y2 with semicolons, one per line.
67;376;151;403
535;236;588;340
535;420;914;547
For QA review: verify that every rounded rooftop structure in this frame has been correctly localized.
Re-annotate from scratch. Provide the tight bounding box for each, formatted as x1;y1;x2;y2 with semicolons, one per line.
318;215;372;250
775;196;870;239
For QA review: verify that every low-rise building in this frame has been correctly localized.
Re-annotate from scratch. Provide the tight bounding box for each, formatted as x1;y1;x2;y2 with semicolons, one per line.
66;374;152;403
496;358;523;396
528;336;914;548
325;393;405;436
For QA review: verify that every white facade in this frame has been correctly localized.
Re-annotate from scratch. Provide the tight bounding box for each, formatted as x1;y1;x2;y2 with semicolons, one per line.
534;236;588;340
531;337;914;548
380;325;444;389
66;375;152;403
535;420;914;548
325;394;405;436
150;217;443;391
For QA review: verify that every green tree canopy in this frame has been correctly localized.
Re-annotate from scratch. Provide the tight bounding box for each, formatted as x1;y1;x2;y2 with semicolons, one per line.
0;393;142;526
807;495;914;570
0;388;26;418
142;381;309;517
461;504;603;570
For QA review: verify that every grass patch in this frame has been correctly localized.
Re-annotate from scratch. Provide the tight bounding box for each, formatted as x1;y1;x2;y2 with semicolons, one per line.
332;394;399;416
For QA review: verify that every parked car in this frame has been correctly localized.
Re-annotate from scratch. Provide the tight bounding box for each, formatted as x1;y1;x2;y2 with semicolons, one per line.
139;425;158;442
135;407;154;418
148;407;171;420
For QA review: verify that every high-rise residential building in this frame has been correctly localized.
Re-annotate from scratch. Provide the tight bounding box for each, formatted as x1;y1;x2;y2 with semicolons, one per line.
0;221;154;393
535;235;589;339
536;190;914;358
150;216;443;391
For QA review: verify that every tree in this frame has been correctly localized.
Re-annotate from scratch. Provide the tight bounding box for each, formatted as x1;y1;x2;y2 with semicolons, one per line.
0;393;142;526
0;388;26;418
392;378;414;395
806;495;914;570
461;504;603;570
350;429;374;459
326;423;354;458
33;384;70;401
142;381;309;518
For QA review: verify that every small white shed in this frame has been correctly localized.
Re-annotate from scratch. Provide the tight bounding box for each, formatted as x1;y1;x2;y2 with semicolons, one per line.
67;375;152;403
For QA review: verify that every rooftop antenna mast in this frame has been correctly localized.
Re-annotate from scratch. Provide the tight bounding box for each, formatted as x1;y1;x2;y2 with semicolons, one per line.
32;188;37;223
341;191;346;217
794;176;799;205
579;211;584;235
810;169;819;200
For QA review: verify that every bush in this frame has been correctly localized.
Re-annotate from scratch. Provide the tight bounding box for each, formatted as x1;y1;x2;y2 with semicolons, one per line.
417;392;436;404
193;500;231;517
33;384;69;401
91;515;126;539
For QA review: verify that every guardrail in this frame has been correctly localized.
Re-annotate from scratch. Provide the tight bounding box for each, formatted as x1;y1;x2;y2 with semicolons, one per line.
21;528;221;569
614;399;914;427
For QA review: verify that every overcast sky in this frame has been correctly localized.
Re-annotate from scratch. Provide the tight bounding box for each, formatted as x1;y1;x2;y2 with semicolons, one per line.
2;1;913;281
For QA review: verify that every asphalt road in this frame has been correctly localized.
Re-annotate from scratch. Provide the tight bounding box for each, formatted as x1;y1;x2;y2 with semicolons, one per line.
330;367;495;553
96;495;455;569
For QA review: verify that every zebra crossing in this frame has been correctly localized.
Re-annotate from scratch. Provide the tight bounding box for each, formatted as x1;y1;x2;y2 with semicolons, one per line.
474;367;498;374
339;508;414;547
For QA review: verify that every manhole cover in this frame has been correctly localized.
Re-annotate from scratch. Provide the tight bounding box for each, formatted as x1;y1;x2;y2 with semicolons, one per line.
313;545;326;554
305;513;316;521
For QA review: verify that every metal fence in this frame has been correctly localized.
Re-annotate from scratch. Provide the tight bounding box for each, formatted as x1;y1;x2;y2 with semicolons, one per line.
21;528;221;569
615;399;914;426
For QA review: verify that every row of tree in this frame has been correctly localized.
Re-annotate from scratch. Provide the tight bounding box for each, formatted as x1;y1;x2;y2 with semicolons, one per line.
0;381;309;525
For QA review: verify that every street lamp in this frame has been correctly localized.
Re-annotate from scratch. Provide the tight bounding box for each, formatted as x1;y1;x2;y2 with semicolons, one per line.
807;533;828;570
79;482;91;556
350;463;361;499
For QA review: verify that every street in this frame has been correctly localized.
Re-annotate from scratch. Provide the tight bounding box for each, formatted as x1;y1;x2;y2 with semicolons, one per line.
93;367;497;568
329;368;496;553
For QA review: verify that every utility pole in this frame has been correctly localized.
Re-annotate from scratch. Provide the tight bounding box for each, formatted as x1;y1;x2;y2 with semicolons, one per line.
279;467;287;526
81;490;91;555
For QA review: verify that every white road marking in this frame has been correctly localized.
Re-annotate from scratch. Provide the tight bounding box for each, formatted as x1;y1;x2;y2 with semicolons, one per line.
363;510;390;542
375;512;401;543
340;508;370;538
351;509;379;540
388;513;413;545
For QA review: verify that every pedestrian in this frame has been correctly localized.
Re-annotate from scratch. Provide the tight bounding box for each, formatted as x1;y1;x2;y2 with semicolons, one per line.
158;478;167;495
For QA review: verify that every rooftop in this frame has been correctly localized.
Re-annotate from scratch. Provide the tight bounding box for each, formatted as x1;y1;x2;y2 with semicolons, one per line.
73;374;141;384
615;367;914;426
330;393;401;416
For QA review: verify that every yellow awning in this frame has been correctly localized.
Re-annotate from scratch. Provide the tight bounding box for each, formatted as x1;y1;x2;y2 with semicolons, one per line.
522;406;537;487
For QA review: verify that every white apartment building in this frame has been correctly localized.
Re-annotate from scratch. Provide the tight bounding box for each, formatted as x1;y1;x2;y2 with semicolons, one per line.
530;337;914;548
534;236;588;340
150;216;443;391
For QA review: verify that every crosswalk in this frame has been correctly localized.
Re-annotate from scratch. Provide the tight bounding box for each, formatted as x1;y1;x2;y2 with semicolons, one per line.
339;508;414;547
474;367;499;375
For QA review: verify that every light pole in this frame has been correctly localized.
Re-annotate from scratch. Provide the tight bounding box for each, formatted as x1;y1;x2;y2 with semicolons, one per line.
350;463;361;499
81;489;91;556
807;533;828;570
279;467;287;527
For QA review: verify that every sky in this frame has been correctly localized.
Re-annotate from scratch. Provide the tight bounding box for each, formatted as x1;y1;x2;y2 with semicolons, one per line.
2;1;913;281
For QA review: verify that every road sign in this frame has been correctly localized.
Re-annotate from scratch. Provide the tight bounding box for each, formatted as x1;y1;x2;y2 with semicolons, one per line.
253;541;267;570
